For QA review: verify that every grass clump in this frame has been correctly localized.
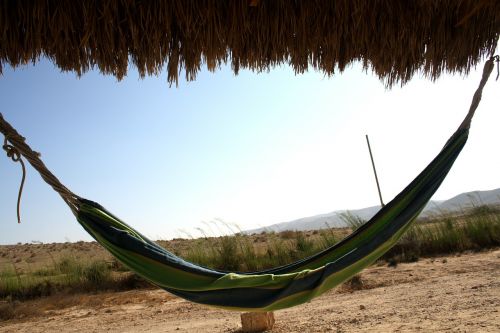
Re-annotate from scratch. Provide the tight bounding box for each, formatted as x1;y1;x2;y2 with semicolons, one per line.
0;256;122;301
383;205;500;263
82;261;111;286
340;211;366;231
344;274;365;291
294;232;314;254
318;224;338;249
215;236;240;271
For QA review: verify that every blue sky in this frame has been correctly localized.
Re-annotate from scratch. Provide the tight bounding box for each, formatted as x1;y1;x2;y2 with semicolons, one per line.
1;57;499;244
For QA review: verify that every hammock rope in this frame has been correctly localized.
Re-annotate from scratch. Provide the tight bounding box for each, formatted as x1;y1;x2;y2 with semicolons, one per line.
458;56;496;130
0;56;496;311
2;136;26;223
0;115;81;214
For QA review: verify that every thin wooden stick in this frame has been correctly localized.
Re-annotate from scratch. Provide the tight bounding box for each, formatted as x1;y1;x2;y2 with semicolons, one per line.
365;135;384;207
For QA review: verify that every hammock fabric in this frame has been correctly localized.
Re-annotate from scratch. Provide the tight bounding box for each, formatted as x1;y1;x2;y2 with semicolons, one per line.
0;57;496;312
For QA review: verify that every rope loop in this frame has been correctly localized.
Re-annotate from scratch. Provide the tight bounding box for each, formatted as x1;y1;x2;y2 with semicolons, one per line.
3;136;26;224
3;137;22;161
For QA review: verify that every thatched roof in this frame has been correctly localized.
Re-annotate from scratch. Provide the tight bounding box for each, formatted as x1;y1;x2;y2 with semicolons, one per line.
1;1;499;86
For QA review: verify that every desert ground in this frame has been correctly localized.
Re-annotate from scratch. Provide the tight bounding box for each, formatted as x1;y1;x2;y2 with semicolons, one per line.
1;248;499;333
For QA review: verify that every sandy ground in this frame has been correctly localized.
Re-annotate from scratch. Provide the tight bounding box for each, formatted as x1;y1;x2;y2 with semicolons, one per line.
1;249;499;333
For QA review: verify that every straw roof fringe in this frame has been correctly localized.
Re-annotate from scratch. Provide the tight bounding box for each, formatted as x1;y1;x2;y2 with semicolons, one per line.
1;1;499;87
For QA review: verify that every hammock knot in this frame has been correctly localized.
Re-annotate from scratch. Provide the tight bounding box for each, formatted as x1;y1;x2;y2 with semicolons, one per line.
3;136;26;224
3;137;21;162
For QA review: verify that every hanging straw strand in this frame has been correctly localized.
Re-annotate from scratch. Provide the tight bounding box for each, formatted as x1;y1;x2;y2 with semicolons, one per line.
495;55;499;81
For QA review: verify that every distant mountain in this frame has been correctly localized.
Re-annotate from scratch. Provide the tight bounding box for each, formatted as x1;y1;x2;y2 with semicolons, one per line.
427;188;500;213
245;188;500;234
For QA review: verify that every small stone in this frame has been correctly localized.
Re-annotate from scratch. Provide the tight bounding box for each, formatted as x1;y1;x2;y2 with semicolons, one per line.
359;305;366;310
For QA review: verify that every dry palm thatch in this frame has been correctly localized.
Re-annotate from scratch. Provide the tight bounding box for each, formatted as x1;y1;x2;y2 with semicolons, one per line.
0;0;499;87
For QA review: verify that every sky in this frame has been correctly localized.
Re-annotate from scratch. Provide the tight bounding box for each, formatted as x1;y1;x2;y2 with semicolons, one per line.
0;56;499;245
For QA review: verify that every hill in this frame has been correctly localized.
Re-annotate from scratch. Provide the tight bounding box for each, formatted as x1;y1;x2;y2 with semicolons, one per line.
245;188;500;234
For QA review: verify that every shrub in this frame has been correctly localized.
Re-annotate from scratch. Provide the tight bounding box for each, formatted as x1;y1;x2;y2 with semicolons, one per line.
82;261;111;286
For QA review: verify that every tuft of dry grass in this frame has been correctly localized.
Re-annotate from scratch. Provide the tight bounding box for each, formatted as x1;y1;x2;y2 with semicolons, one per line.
344;275;365;291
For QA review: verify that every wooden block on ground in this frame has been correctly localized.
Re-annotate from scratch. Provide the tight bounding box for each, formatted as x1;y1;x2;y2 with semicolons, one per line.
240;311;275;332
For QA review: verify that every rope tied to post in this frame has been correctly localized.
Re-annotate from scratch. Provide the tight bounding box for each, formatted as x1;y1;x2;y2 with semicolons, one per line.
3;136;27;223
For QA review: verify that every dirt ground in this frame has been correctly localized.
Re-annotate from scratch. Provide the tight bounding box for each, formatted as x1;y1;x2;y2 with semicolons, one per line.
1;249;499;333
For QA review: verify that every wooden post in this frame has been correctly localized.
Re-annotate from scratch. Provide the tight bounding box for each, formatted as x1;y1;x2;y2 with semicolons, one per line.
240;312;275;332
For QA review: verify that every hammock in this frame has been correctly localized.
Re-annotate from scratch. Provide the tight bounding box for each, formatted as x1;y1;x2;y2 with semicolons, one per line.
0;57;496;312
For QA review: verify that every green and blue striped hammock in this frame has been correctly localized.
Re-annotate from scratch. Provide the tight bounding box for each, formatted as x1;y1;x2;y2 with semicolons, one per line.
0;57;496;311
